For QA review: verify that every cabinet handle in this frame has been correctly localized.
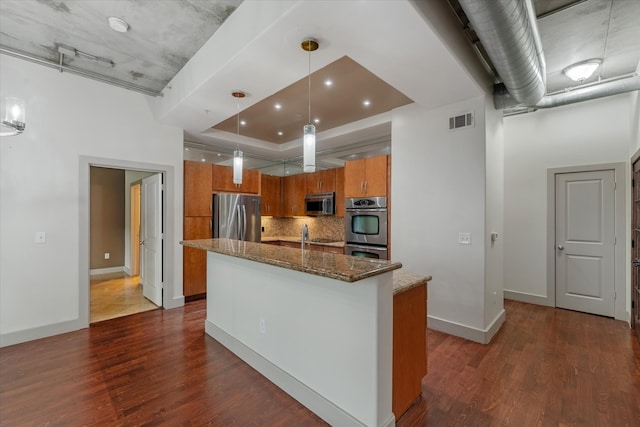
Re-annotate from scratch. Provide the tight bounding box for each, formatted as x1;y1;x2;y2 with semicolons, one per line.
360;182;364;194
364;181;368;194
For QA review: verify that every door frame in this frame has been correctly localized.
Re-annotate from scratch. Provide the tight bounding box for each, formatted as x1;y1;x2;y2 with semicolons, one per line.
130;182;141;277
79;156;179;328
546;162;627;321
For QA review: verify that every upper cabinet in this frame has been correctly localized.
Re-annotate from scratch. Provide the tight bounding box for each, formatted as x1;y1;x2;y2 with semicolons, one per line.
305;169;336;194
283;174;306;217
335;167;345;217
261;174;282;217
344;155;388;198
212;164;260;194
184;160;213;217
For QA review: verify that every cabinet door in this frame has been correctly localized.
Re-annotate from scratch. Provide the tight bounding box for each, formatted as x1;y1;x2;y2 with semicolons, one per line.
184;161;212;216
306;169;336;194
335;167;345;217
239;169;260;194
344;158;366;198
261;174;282;216
183;216;212;297
283;174;305;217
212;164;235;192
364;155;388;196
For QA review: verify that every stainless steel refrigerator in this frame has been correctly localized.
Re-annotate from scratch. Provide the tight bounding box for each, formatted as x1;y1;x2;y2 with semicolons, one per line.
212;193;262;242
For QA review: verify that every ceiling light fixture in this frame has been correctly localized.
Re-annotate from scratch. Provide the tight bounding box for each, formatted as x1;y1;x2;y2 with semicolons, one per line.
108;16;129;33
363;99;371;107
324;79;333;87
0;97;26;137
562;59;602;82
301;37;319;173
232;90;246;185
275;103;282;110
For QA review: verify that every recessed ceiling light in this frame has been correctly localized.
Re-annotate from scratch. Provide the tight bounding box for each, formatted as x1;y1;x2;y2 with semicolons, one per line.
324;79;333;87
240;120;246;126
217;153;221;157
274;103;282;110
562;59;602;82
184;147;189;151
363;100;371;107
108;16;129;33
313;118;320;124
277;131;283;136
201;158;206;162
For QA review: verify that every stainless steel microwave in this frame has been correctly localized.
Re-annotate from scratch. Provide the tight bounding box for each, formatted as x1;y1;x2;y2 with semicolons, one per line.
304;192;335;216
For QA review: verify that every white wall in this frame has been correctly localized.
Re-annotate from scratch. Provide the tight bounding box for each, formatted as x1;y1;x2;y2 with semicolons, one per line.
484;96;505;329
0;55;184;346
392;97;502;342
503;93;634;311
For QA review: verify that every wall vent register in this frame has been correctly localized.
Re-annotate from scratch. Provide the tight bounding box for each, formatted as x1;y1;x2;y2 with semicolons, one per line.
449;112;474;130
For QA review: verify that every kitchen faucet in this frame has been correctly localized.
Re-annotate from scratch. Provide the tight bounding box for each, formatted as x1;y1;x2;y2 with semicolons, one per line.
301;224;309;251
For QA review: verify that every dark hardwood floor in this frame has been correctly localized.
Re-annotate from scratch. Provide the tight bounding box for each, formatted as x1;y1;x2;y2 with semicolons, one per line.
1;300;638;426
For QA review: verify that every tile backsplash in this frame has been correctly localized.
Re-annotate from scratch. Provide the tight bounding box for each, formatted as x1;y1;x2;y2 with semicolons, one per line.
261;216;345;241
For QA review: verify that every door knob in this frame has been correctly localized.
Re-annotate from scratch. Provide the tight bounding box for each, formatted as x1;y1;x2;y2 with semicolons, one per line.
557;245;564;251
139;240;145;245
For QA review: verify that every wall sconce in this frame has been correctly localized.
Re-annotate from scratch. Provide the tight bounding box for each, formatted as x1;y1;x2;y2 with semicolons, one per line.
0;97;26;136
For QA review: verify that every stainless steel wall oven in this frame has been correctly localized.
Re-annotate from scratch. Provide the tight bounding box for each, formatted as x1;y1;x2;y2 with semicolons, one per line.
345;196;388;259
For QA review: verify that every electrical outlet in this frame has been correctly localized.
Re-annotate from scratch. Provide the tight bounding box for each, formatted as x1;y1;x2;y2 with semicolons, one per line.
458;232;471;245
259;318;266;334
104;252;110;260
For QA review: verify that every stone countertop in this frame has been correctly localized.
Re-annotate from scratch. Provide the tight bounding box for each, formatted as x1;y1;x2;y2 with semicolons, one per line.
181;238;401;283
261;236;345;248
393;271;432;295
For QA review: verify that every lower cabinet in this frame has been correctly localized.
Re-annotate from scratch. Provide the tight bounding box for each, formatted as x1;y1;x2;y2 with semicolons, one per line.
183;216;211;298
392;283;427;418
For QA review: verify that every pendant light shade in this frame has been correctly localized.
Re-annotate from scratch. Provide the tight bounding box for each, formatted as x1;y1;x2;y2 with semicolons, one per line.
231;91;246;184
233;149;243;184
301;38;318;173
303;124;315;173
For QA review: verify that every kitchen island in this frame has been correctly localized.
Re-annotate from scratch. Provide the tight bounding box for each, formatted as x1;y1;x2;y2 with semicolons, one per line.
180;238;416;427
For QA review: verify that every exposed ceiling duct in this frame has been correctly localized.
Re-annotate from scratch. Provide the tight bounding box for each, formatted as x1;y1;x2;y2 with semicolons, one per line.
458;0;546;106
459;0;640;113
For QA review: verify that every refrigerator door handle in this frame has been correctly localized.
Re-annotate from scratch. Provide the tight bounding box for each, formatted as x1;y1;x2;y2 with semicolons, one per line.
236;205;241;240
242;205;247;241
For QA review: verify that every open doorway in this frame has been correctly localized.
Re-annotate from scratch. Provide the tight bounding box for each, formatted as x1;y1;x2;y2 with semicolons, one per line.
88;167;161;323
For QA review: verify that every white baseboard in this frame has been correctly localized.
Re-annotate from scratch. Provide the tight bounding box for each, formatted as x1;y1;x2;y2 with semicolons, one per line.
504;290;551;307
428;309;505;344
205;320;378;427
123;266;132;276
90;266;125;276
0;318;85;348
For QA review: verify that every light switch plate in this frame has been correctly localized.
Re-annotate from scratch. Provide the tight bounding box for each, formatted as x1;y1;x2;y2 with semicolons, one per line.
35;231;46;243
458;232;471;244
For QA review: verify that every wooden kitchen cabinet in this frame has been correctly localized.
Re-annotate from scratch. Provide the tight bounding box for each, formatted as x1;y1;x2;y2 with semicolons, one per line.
212;164;260;194
183;216;212;298
344;155;388;198
261;174;282;216
184;160;213;216
335;167;345;217
306;169;336;194
283;174;306;217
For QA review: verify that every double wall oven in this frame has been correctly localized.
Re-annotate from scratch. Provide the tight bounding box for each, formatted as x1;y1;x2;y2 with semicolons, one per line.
345;196;388;259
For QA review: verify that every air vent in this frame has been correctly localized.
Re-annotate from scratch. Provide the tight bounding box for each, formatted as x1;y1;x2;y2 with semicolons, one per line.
449;112;474;131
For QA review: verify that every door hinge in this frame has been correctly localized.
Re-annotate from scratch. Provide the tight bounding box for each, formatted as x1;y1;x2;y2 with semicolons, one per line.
632;300;635;309
633;240;635;248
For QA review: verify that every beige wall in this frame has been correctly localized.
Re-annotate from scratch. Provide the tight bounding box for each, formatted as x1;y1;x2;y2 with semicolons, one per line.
90;167;125;269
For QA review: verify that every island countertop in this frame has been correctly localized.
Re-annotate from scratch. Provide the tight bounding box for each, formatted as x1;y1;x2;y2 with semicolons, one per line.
181;238;402;283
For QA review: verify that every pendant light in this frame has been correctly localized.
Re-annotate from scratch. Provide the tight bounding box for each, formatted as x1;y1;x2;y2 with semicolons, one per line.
231;91;245;185
301;38;318;173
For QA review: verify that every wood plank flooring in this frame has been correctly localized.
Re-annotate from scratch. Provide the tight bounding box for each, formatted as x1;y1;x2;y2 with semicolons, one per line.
90;273;158;323
1;300;638;426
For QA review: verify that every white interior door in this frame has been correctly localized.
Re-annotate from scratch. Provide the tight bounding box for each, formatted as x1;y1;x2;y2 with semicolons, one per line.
141;173;163;306
555;170;615;316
